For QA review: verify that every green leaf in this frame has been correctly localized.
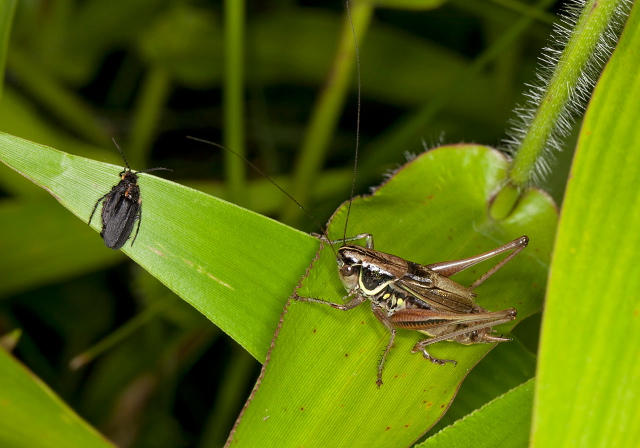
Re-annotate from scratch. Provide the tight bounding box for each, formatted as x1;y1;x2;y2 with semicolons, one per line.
0;347;114;448
0;132;317;361
229;145;557;447
417;378;534;448
533;3;640;447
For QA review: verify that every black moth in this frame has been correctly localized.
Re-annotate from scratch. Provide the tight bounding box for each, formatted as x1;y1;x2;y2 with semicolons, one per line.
88;142;170;250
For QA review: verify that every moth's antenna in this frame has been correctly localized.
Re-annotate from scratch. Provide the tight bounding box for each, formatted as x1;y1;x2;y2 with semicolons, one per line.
342;0;360;244
111;138;171;174
138;167;172;173
112;138;131;170
186;136;332;247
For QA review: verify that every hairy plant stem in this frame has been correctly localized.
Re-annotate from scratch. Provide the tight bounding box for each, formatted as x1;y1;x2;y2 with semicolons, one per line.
492;0;630;220
508;0;629;188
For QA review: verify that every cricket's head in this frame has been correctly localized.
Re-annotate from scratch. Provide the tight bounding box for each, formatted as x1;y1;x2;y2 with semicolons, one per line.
336;245;363;291
336;244;398;296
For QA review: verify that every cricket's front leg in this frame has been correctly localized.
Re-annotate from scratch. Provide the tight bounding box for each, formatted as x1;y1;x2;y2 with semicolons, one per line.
294;290;367;311
371;307;398;387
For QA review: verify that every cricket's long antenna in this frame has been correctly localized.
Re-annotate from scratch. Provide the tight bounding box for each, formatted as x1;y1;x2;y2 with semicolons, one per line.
186;136;331;246
112;138;131;170
342;0;360;244
188;2;360;257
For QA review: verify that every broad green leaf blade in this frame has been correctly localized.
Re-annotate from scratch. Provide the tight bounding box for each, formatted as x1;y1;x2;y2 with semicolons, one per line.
0;133;318;361
0;347;114;448
229;145;557;447
533;3;640;447
418;378;534;448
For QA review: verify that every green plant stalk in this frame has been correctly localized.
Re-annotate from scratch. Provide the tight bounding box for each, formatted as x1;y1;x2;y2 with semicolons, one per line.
0;329;21;352
281;1;373;225
0;0;18;101
509;0;625;187
224;0;247;206
357;0;555;192
129;65;171;167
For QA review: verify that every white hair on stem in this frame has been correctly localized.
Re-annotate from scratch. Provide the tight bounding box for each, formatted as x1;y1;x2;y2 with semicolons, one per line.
502;0;632;186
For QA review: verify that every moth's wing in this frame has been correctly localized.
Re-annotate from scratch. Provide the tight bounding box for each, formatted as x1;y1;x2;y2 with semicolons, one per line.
102;196;140;250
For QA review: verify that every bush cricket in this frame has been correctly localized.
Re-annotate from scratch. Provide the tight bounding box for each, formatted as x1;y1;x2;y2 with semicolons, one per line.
295;233;527;387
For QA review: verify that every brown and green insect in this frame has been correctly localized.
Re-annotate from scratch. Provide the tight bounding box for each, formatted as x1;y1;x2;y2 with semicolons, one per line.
296;233;528;387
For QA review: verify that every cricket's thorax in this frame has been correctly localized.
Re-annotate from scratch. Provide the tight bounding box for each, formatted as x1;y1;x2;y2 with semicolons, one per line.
369;282;417;314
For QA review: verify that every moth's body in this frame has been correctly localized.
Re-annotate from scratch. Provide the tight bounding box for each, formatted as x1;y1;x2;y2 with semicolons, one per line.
88;142;170;250
95;170;143;250
299;234;527;387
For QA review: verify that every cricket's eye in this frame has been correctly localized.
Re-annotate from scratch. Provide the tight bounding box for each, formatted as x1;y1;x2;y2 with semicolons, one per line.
341;265;356;277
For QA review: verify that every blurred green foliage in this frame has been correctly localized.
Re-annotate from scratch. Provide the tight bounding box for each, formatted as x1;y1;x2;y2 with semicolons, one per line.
0;0;577;447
